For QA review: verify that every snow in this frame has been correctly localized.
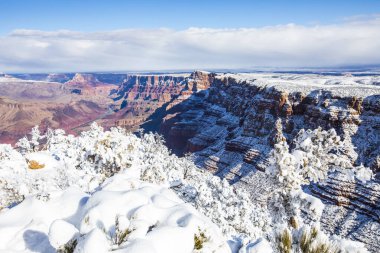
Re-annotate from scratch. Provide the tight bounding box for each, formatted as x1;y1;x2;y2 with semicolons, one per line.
0;187;86;252
0;123;372;252
0;162;230;252
239;238;273;253
49;220;79;248
217;72;380;97
331;237;370;253
0;124;267;252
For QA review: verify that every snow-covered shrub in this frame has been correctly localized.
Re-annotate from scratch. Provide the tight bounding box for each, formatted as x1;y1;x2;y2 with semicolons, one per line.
0;124;372;252
276;227;292;253
0;123;271;252
58;239;78;253
267;127;373;223
266;127;372;252
175;168;269;239
0;144;28;207
274;224;369;253
16;125;44;153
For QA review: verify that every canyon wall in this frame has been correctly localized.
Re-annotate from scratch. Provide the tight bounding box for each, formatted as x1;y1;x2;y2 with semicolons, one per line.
158;73;380;250
110;71;213;132
0;74;117;143
2;71;380;249
160;73;380;175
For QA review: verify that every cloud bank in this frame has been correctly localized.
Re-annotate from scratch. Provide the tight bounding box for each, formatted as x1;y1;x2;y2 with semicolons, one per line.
1;16;380;72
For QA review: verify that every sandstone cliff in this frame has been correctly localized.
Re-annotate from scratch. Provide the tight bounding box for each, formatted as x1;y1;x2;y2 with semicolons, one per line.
158;72;380;251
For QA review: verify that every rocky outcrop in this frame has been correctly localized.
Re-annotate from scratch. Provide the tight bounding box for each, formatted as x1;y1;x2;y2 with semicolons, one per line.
310;171;380;221
158;72;380;251
65;73;118;96
112;71;212;131
65;73;102;87
162;74;380;175
117;75;185;102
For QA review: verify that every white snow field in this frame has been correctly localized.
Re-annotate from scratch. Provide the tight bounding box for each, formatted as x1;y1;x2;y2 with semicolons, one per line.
0;172;231;252
217;72;380;97
0;123;371;252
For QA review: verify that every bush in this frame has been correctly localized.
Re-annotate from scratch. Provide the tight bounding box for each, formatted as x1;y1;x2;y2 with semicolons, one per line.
28;160;45;170
57;239;77;253
113;216;132;246
277;226;341;253
194;227;208;250
299;226;339;253
277;228;292;253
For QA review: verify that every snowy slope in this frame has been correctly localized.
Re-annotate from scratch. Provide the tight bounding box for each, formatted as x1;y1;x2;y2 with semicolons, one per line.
0;123;371;252
0;173;232;252
0;124;271;253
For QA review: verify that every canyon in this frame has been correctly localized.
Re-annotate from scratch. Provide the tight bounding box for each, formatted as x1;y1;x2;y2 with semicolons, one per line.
0;74;118;144
154;72;380;250
1;70;380;251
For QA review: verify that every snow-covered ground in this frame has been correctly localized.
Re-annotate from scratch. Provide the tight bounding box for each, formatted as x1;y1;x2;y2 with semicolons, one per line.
0;124;272;252
0;124;371;252
0;171;233;252
217;73;380;97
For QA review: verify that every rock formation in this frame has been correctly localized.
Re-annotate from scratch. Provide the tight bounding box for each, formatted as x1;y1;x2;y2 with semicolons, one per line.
0;76;115;144
110;71;212;131
1;71;380;250
157;72;380;251
65;73;118;96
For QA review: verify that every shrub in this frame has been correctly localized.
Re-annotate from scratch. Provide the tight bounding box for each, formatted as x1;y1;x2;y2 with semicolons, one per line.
194;227;208;250
113;216;132;246
28;160;45;170
114;228;132;246
277;228;292;253
299;226;339;253
57;239;77;253
277;226;341;253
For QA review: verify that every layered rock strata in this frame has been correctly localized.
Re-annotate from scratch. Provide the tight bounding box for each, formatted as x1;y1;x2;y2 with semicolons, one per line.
159;72;380;251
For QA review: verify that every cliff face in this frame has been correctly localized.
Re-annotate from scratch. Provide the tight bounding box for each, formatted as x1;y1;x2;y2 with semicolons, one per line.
0;72;213;144
65;73;118;96
158;73;380;250
110;71;213;131
0;76;116;144
162;74;380;174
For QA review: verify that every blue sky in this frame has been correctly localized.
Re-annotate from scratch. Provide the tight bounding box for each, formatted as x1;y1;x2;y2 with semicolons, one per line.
1;0;380;72
1;0;380;34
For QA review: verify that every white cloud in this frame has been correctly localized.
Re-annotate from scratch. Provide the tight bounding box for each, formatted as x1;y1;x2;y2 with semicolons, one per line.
1;16;380;72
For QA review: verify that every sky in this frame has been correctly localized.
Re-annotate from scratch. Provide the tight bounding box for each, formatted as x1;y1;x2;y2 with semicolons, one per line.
1;0;380;72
